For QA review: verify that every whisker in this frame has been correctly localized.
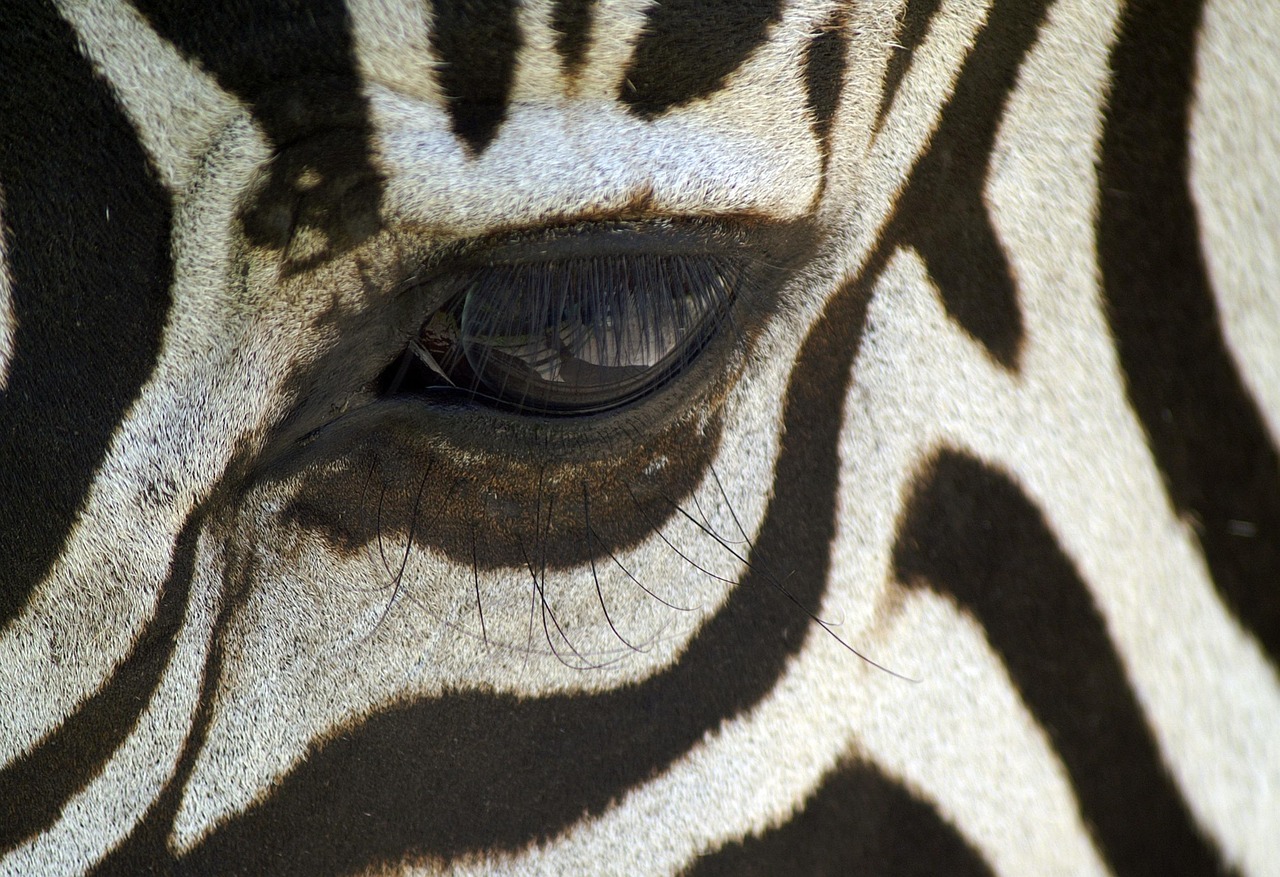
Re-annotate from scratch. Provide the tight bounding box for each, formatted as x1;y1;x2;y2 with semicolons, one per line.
584;482;646;653
658;490;915;681
622;482;740;587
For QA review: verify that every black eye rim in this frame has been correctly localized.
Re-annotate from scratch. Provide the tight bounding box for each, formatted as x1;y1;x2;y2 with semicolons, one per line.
377;216;817;419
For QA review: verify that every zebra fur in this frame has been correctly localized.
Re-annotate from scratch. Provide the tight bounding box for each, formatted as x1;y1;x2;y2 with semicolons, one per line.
1;0;1277;874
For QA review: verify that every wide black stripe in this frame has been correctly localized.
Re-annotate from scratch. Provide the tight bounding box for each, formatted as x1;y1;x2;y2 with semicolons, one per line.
802;7;851;180
0;0;172;626
882;0;1051;370
874;0;943;132
0;510;202;854
682;759;994;877
552;0;596;80
894;450;1229;877
130;0;382;264
621;0;782;118
1098;0;1280;663
154;224;875;877
429;0;522;155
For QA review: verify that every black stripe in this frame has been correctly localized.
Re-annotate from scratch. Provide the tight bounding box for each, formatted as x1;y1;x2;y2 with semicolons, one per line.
0;509;202;854
87;506;250;877
552;0;596;80
429;0;522;155
0;0;173;626
1098;0;1280;664
874;0;943;132
621;0;783;118
152;228;875;877
681;759;994;877
882;0;1051;370
802;6;851;179
893;450;1230;877
129;0;382;264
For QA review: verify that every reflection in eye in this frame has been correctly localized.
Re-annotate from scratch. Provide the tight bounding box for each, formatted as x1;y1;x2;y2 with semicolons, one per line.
408;254;742;414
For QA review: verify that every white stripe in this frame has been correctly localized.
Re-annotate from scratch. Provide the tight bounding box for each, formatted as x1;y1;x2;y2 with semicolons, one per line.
53;0;235;195
1190;0;1280;446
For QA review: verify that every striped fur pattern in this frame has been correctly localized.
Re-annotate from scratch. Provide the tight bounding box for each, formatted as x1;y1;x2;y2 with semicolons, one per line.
1;0;1278;874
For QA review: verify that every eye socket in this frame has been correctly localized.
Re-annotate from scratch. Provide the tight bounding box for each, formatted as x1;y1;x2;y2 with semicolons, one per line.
393;250;743;415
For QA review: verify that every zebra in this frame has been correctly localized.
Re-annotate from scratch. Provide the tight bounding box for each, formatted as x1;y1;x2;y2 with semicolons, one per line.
1;0;1277;873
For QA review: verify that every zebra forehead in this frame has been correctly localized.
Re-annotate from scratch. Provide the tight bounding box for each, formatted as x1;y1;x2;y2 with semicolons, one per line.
66;0;872;242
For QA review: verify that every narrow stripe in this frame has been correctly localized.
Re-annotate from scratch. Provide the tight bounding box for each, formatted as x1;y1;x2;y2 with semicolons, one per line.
1097;0;1280;664
893;450;1230;877
802;6;851;179
428;0;522;155
0;0;172;627
620;0;783;118
552;0;597;80
681;759;994;877
0;511;201;855
129;0;382;262
87;510;244;877
874;0;944;132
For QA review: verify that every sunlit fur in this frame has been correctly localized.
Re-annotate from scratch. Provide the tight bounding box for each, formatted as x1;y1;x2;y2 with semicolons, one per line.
1;0;1277;875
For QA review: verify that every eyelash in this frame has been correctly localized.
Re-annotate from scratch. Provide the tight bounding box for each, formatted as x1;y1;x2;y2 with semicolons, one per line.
380;252;745;416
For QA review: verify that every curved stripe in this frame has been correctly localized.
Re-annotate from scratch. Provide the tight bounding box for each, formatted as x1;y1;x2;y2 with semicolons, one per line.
0;511;202;862
100;227;877;877
681;759;994;877
0;0;173;627
893;450;1229;877
129;0;381;264
882;0;1052;370
1097;0;1280;665
621;0;783;118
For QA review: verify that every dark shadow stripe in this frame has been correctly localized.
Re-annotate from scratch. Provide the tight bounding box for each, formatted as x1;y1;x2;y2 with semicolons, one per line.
621;0;782;118
1097;0;1280;664
882;0;1051;371
893;450;1230;877
681;758;994;877
874;0;943;132
429;0;522;155
552;0;596;80
0;509;202;854
0;0;172;627
802;6;850;180
129;0;382;262
156;229;875;877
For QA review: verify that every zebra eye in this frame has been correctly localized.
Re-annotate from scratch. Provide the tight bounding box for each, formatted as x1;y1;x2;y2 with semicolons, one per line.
416;255;736;414
384;226;753;415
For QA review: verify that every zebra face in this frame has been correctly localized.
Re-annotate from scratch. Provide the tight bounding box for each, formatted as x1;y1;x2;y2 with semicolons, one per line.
3;0;1279;875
